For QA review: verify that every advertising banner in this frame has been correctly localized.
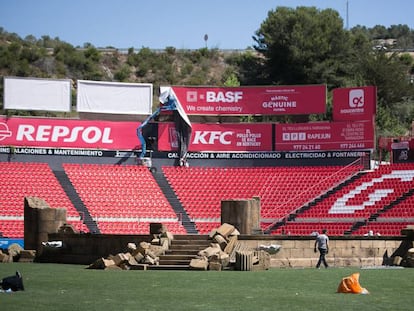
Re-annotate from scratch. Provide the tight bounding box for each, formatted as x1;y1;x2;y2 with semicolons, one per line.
332;86;376;121
77;80;153;115
1;117;374;153
0;116;141;150
4;77;71;112
158;123;273;152
171;85;326;115
275;121;374;151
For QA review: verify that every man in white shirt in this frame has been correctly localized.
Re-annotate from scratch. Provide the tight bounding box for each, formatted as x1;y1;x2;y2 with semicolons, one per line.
314;229;329;268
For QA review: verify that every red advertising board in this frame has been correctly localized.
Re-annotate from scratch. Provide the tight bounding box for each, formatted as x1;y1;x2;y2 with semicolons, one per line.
332;86;376;121
0;116;374;153
275;121;374;151
171;85;326;115
158;123;273;152
0;116;141;150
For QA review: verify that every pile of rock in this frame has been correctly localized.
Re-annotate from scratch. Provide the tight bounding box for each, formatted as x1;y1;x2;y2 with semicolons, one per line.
0;244;36;263
189;223;271;271
87;225;174;270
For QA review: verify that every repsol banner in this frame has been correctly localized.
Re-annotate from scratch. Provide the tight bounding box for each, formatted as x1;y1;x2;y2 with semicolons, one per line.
171;85;326;115
0;116;141;150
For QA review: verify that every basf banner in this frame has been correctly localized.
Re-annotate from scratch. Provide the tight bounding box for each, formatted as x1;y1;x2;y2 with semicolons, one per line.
0;116;141;150
158;123;273;152
275;121;374;151
332;86;376;121
171;85;326;115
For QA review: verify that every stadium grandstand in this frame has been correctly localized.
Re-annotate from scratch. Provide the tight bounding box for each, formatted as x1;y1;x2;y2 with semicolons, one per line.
1;77;414;247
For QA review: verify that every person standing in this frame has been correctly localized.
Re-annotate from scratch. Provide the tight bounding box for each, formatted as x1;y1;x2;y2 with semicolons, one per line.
314;229;329;268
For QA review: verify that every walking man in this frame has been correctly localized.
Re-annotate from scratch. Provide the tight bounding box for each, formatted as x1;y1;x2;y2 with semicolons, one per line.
314;229;329;268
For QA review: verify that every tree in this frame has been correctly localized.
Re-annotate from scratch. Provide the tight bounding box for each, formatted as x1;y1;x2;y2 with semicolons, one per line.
253;6;352;87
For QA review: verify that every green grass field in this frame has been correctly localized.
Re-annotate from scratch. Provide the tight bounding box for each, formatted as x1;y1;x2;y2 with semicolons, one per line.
1;263;413;311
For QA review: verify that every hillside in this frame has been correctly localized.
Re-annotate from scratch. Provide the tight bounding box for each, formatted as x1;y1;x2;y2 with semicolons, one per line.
1;26;413;141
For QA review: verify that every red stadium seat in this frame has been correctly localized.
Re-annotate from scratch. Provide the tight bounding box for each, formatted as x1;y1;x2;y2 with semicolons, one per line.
63;164;184;234
0;162;86;238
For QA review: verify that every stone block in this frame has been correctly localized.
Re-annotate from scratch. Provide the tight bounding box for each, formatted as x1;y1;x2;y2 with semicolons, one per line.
290;248;305;258
216;223;235;238
209;261;222;271
190;258;209;270
198;246;221;258
280;240;295;248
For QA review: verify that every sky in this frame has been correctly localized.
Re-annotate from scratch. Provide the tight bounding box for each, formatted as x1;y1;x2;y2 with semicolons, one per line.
1;0;413;50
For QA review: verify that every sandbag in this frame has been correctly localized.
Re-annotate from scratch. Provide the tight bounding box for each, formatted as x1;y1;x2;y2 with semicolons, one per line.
337;272;369;294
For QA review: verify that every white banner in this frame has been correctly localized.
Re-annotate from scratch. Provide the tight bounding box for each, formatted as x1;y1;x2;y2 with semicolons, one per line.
4;77;71;112
77;80;153;114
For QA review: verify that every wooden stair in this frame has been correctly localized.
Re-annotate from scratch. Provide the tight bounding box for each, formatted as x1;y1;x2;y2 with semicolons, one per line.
148;234;211;270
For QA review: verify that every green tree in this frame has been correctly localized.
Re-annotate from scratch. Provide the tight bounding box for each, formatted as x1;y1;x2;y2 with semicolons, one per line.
253;6;352;87
225;50;266;85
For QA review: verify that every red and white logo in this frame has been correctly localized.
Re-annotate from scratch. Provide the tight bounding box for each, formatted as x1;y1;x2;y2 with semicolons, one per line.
349;89;364;108
185;90;243;103
193;131;233;145
186;91;198;103
329;170;414;214
0;122;12;141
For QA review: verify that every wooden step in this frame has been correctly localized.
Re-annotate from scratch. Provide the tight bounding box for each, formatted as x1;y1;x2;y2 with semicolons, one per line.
173;234;210;241
158;258;194;265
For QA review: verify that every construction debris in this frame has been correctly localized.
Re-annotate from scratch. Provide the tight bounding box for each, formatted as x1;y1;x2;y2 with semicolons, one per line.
189;223;271;271
87;226;175;270
0;244;36;263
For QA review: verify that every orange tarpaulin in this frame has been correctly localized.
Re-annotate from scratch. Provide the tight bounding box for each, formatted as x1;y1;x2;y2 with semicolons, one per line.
337;273;369;294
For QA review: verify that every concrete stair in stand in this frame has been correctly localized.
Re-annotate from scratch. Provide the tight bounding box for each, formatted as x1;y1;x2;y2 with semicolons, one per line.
149;234;211;270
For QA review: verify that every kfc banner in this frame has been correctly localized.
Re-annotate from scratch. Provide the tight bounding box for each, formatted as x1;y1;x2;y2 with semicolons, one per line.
275;121;374;151
332;86;376;121
158;123;273;152
0;116;141;150
171;85;326;115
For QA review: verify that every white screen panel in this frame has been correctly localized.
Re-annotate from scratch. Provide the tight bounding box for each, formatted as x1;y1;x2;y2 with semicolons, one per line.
77;80;152;114
4;77;71;112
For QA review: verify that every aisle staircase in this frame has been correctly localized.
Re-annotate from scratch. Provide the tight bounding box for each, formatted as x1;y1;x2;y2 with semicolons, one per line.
53;169;100;234
149;235;210;270
151;171;198;234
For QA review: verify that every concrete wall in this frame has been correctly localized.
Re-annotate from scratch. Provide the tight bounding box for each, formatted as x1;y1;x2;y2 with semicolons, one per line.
38;233;409;268
37;233;153;264
238;238;405;268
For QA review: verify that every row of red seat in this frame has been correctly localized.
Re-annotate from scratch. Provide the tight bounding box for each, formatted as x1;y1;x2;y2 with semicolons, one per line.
0;162;85;237
97;221;187;235
63;163;181;231
163;165;361;223
1;162;413;237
